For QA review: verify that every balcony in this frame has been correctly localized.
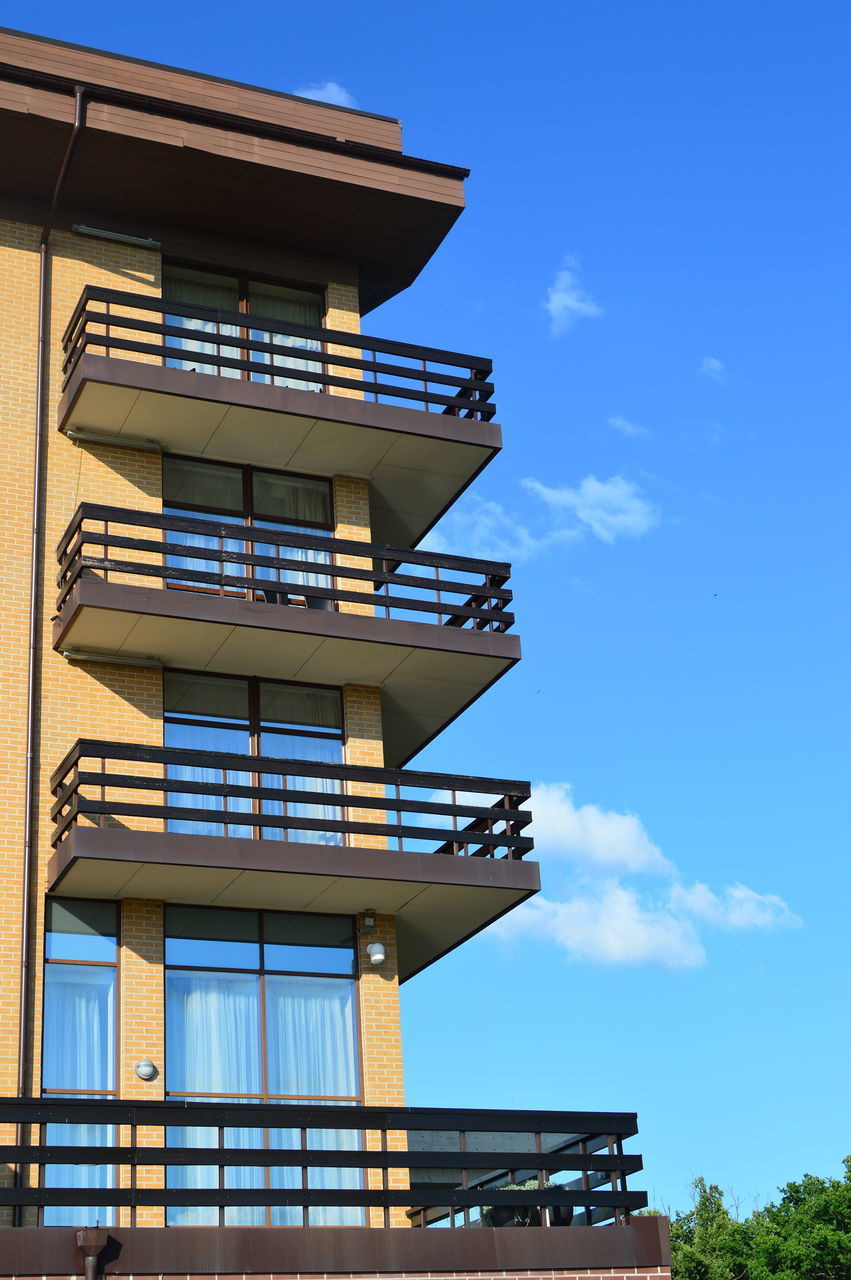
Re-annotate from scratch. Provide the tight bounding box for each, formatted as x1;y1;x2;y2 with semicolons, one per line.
49;741;537;978
54;504;519;765
0;1098;670;1275
58;287;502;545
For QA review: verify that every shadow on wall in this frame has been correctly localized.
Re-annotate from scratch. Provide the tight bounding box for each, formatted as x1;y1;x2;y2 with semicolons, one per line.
69;658;163;723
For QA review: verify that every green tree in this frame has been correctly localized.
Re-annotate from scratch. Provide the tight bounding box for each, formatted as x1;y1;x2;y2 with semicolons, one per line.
664;1158;851;1280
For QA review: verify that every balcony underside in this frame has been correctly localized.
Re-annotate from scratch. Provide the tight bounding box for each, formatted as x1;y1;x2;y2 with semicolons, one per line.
0;1219;670;1274
54;578;519;767
48;826;540;981
58;355;501;546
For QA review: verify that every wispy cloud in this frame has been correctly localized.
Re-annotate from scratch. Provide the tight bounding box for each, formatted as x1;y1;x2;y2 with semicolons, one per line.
423;475;660;562
698;356;726;382
544;256;604;335
608;414;649;438
292;80;356;108
494;787;801;968
523;475;661;544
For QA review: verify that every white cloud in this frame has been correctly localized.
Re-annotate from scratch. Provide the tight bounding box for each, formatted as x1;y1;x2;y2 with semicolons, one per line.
422;495;577;563
523;475;661;543
292;80;357;108
493;784;801;969
669;881;801;931
423;474;660;562
544;256;604;335
608;415;649;438
504;886;706;968
530;783;671;874
698;356;726;381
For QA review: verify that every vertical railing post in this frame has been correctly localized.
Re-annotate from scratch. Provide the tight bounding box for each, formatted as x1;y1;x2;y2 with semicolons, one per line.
536;1130;549;1227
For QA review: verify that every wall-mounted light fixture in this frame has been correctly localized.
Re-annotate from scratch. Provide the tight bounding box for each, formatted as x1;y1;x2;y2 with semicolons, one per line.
134;1058;158;1081
366;941;385;966
359;910;386;966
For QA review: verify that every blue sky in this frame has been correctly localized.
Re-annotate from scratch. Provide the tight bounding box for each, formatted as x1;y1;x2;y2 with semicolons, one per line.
9;0;849;1215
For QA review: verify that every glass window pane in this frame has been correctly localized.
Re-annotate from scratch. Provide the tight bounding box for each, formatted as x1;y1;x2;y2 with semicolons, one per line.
166;970;261;1095
163;457;243;512
43;965;115;1092
264;913;354;975
165;907;260;968
252;472;330;526
266;975;358;1098
164;672;249;722
259;683;341;732
45;900;117;962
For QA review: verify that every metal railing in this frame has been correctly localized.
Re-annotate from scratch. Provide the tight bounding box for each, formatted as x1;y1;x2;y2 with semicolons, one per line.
56;504;514;633
0;1098;645;1228
50;740;533;856
61;286;496;421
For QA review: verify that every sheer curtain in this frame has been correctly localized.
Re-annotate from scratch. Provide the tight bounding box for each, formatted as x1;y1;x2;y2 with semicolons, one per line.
248;283;323;391
164;268;241;378
42;966;116;1227
165;971;261;1227
265;977;363;1227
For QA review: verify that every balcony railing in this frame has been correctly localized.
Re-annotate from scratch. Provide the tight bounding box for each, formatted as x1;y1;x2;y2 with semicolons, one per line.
56;504;514;632
50;741;533;856
0;1098;646;1228
61;285;496;421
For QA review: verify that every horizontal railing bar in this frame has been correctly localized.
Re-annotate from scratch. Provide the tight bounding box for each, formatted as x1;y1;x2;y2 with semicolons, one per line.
58;503;511;577
4;1145;643;1173
3;1098;638;1133
50;740;531;797
0;1187;648;1209
65;799;532;851
56;772;529;826
69;330;492;414
64;285;494;371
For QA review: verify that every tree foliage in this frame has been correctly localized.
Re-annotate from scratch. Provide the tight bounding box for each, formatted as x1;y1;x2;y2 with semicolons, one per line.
664;1157;851;1280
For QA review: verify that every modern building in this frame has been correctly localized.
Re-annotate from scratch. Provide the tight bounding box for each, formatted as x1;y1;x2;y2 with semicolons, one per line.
0;27;670;1280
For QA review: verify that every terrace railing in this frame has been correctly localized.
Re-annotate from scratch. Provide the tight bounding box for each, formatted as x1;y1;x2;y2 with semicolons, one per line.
56;504;514;633
61;286;496;421
50;740;533;856
0;1098;645;1229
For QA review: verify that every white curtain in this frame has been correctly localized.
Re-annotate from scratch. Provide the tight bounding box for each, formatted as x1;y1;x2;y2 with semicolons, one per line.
165;971;261;1226
260;733;342;845
265;976;357;1098
41;966;116;1226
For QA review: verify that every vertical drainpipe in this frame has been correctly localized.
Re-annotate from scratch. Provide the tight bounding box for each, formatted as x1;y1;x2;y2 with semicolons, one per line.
16;85;86;1132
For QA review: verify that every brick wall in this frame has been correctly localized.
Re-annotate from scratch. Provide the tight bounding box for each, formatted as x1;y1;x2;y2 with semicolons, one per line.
333;474;374;617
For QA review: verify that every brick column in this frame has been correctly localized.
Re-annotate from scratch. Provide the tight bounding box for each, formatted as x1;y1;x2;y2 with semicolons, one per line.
357;913;408;1226
119;899;165;1227
325;280;362;399
333;474;374;618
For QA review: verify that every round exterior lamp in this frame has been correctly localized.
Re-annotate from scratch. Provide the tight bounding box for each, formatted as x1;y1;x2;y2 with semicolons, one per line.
366;941;385;966
134;1058;158;1080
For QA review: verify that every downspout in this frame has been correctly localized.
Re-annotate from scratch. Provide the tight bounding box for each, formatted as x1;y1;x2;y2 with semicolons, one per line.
17;85;86;1107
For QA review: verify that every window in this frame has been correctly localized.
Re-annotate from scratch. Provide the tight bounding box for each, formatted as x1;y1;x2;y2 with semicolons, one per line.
41;899;118;1227
164;671;344;842
163;267;324;391
164;906;362;1226
163;455;333;608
